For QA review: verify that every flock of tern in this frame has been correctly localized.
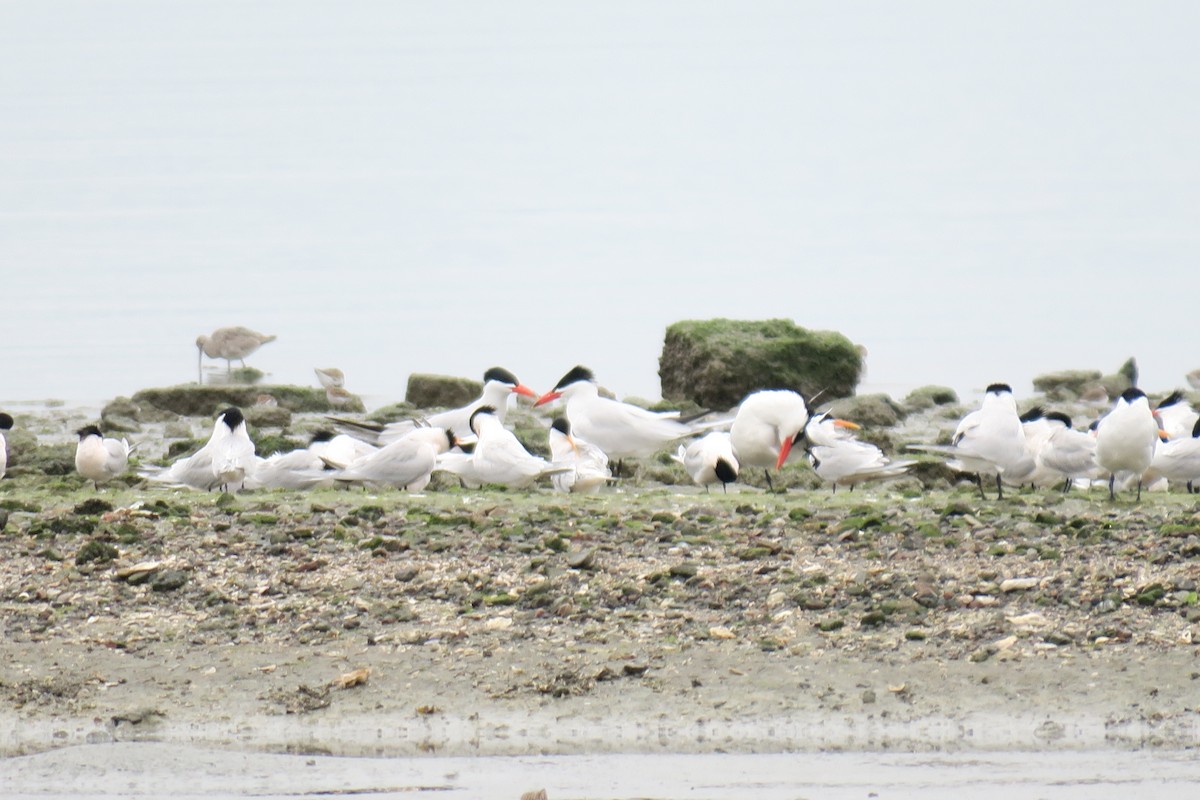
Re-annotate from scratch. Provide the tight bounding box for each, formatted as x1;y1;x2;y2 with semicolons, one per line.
3;350;1199;502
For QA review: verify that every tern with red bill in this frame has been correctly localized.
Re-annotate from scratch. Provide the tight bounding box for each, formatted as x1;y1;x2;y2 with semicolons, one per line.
804;412;912;492
535;366;726;466
728;389;810;490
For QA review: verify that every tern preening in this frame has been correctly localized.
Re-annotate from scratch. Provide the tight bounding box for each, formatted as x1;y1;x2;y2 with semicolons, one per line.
196;326;276;383
144;407;256;492
333;367;537;446
547;417;612;494
908;383;1033;499
672;430;739;492
535;366;727;468
1094;387;1160;500
1154;391;1199;440
728;389;810;490
0;412;13;480
74;425;133;488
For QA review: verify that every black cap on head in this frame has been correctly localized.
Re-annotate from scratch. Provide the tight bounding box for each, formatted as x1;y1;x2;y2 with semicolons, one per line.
554;365;594;391
714;457;738;485
0;412;13;430
550;417;571;436
1156;390;1185;410
1192;418;1200;439
483;367;520;386
468;405;497;434
309;429;336;444
444;428;457;449
985;383;1013;395
76;424;103;439
219;407;245;430
1019;406;1044;423
1045;411;1073;427
1120;387;1146;403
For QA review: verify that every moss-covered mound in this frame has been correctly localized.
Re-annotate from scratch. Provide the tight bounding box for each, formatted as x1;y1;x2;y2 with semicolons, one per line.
659;319;864;409
131;384;336;417
405;374;482;409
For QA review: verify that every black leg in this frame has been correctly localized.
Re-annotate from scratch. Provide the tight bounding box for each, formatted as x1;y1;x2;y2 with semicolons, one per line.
976;473;986;500
763;469;774;492
1108;474;1116;500
1136;479;1142;501
995;473;1004;500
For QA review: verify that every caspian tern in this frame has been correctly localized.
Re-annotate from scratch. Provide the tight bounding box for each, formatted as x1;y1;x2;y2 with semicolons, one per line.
333;426;457;490
1036;412;1101;492
547;417;612;494
672;430;739;492
1094;387;1160;500
804;413;913;492
196;326;275;382
333;367;537;445
74;425;133;488
908;383;1033;499
466;406;571;489
0;412;13;480
1154;391;1199;440
728;389;810;489
1144;417;1200;492
535;366;724;465
145;407;257;492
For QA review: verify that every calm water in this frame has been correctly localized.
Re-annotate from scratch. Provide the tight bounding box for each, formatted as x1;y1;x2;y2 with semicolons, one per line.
5;744;1200;799
3;2;1200;410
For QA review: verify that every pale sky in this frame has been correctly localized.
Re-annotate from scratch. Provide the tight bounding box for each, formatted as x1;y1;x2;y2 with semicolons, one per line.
3;1;1198;408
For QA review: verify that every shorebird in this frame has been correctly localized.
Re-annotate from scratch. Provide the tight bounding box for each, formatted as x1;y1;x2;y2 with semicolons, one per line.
729;389;810;490
908;383;1033;499
673;430;739;492
196;326;276;382
74;425;133;488
314;367;345;389
144;407;256;492
0;412;13;480
1094;387;1160;500
547;417;612;494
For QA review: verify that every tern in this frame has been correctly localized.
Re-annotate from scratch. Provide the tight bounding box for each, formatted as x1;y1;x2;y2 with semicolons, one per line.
332;426;457;490
672;430;739;492
145;407;257;491
1017;407;1065;488
1094;387;1160;500
1144;417;1200;493
244;447;330;491
1154;391;1199;440
908;383;1033;499
74;425;133;488
547;417;612;494
1036;412;1101;492
305;430;378;468
0;412;13;480
728;389;810;490
196;326;276;382
466;406;571;488
536;367;728;470
804;413;913;492
333;367;537;445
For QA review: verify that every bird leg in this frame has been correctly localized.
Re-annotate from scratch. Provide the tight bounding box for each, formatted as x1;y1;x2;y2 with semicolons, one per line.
975;473;985;500
995;474;1004;500
1136;479;1142;502
1061;477;1071;494
763;468;774;492
1108;474;1116;501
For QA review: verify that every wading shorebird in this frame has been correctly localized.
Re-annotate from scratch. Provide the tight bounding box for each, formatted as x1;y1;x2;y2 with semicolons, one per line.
196;326;277;382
